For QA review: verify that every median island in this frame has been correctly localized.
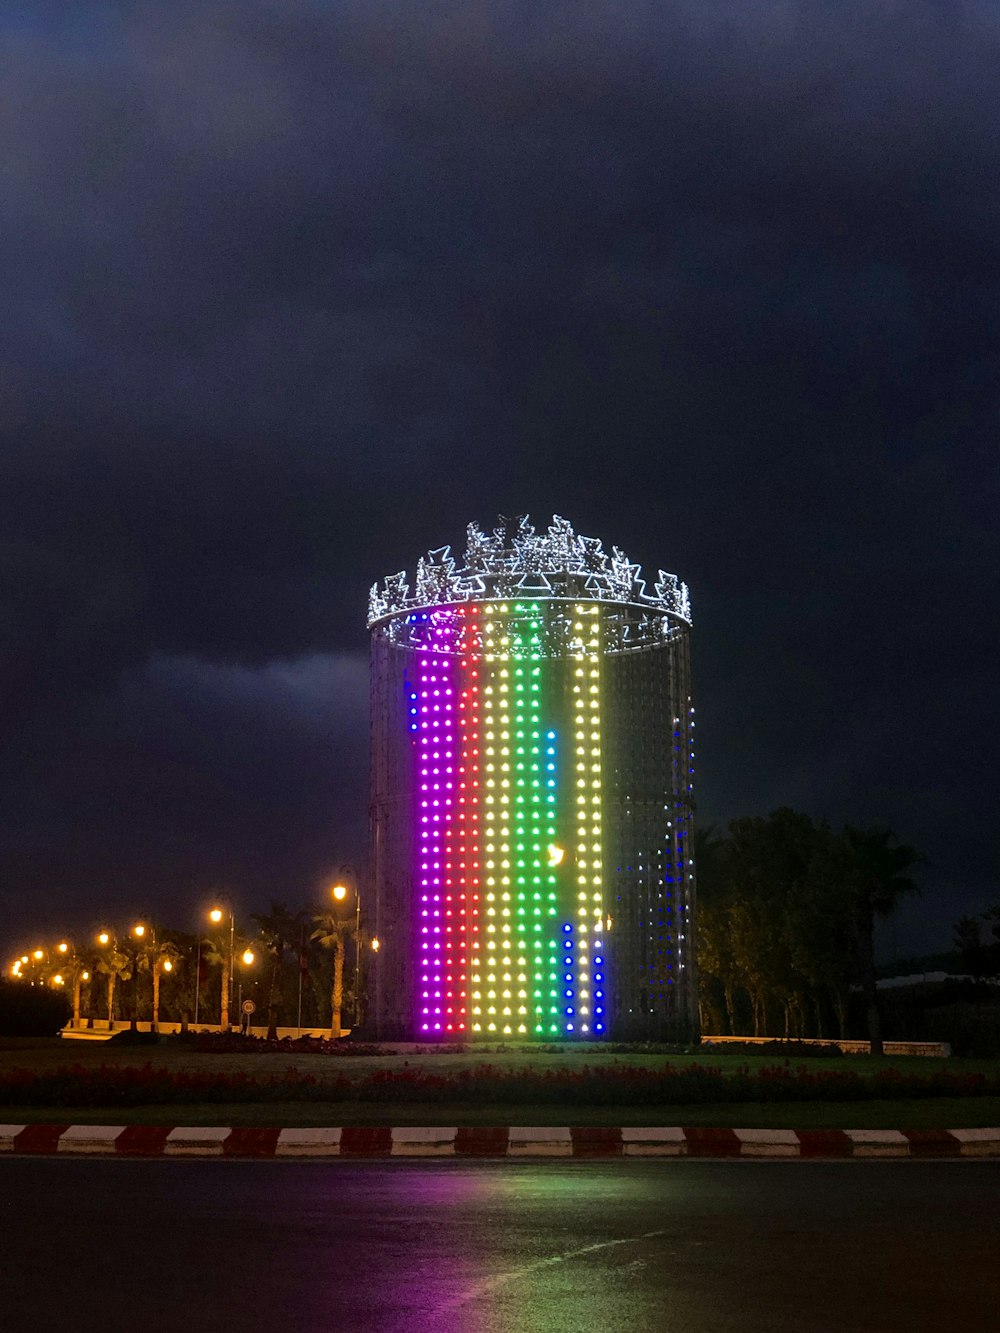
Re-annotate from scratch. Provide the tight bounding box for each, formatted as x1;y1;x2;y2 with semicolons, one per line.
2;1037;999;1130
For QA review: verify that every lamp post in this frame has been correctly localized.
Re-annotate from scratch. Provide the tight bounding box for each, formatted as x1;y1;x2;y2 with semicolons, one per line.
331;864;365;1029
96;931;117;1026
53;940;87;1029
129;923;149;1030
238;948;255;1034
74;967;90;1030
152;951;176;1033
194;928;202;1028
320;874;363;1040
209;897;236;1030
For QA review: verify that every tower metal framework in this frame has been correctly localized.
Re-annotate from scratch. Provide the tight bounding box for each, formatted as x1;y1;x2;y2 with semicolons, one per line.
368;516;696;1041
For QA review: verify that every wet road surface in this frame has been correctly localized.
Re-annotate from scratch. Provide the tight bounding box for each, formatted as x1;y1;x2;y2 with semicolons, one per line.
1;1159;998;1332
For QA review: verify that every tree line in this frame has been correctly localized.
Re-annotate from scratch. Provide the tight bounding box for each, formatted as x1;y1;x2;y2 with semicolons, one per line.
9;899;365;1039
695;808;922;1054
953;908;1000;981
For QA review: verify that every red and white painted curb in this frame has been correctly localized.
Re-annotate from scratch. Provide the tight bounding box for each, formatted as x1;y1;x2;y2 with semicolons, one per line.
1;1124;999;1159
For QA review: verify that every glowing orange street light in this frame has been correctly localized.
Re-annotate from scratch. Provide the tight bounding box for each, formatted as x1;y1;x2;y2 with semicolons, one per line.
162;959;173;972
207;902;236;1029
32;949;43;961
132;923;146;939
20;955;28;964
57;942;69;954
331;883;348;902
242;949;255;966
370;937;381;953
98;932;110;946
82;971;90;982
52;974;64;986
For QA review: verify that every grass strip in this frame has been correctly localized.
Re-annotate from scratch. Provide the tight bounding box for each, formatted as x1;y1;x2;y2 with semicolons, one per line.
3;1060;999;1108
2;1098;1000;1129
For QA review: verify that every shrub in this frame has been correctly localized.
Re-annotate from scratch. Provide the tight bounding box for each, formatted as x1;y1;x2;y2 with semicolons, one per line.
175;1032;389;1056
0;981;72;1038
702;1040;843;1059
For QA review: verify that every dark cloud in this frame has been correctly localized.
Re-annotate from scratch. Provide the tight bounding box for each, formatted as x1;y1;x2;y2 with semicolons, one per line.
2;2;998;953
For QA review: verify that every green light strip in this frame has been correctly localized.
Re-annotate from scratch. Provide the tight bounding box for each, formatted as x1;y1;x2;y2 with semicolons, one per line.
471;600;575;1038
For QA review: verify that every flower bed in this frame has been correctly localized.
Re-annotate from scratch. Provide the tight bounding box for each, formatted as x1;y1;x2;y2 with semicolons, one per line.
1;1060;999;1108
185;1034;389;1056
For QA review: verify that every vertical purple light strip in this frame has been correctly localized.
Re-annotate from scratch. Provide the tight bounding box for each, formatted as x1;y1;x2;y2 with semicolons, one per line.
416;611;459;1034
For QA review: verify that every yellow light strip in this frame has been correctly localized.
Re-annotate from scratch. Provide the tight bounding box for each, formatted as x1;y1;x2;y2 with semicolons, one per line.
572;603;603;1034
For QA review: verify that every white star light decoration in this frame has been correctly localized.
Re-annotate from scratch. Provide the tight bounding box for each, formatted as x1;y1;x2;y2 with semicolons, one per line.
368;516;691;627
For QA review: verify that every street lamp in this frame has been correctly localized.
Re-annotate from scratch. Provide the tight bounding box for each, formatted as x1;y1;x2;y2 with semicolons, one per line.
328;865;366;1032
57;942;69;954
127;922;152;1030
237;948;256;1033
208;898;236;1030
150;946;177;1033
95;931;118;1027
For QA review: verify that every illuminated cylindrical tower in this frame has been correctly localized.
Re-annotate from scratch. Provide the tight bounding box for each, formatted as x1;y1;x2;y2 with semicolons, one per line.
368;516;696;1042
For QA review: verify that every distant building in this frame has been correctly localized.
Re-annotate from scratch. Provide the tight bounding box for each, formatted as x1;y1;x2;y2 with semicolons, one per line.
368;516;696;1041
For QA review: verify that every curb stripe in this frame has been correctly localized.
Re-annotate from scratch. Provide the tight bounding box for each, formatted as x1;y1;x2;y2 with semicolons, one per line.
13;1124;70;1154
275;1128;341;1155
1;1126;998;1159
571;1127;622;1157
116;1126;171;1156
797;1129;852;1158
58;1125;125;1153
683;1127;741;1157
340;1126;392;1157
224;1127;282;1157
164;1127;228;1156
903;1129;962;1157
455;1126;509;1156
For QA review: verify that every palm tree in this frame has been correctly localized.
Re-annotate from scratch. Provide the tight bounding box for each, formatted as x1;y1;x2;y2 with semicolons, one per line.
149;942;182;1031
49;944;92;1029
312;910;352;1039
94;938;130;1029
842;825;921;1056
252;902;303;1039
67;955;92;1029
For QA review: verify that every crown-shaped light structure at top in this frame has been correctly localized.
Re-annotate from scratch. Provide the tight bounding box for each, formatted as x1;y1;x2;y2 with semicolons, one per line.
368;514;691;627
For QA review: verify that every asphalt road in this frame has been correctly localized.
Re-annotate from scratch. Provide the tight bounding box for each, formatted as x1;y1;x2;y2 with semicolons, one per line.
1;1159;997;1332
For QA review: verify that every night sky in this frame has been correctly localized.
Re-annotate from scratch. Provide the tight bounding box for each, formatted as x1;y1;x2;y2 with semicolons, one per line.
2;3;997;960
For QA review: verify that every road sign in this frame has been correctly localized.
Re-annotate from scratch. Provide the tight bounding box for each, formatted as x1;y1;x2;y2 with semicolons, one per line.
241;999;256;1015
